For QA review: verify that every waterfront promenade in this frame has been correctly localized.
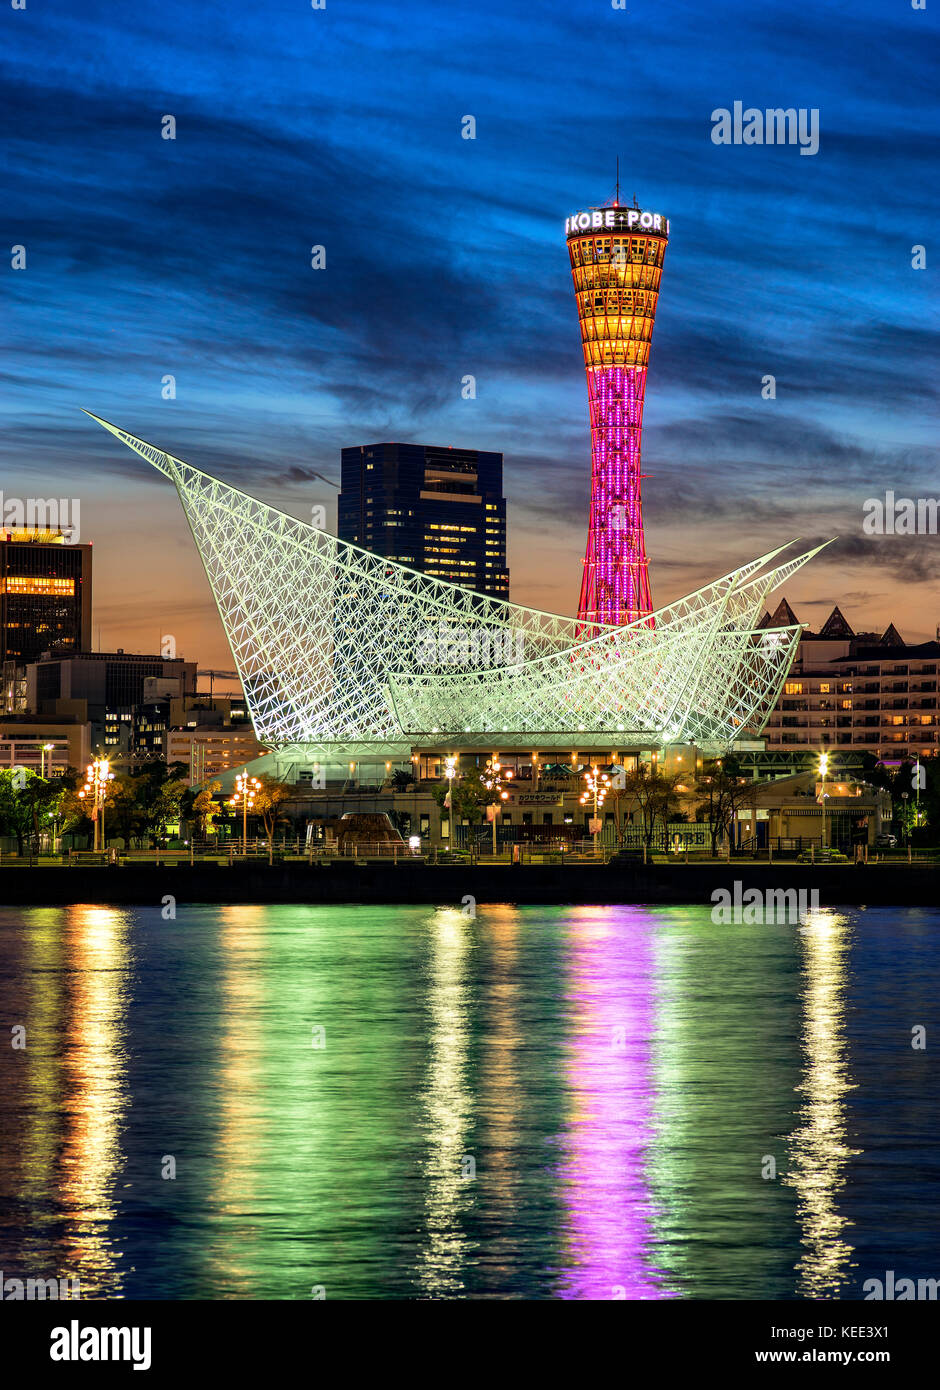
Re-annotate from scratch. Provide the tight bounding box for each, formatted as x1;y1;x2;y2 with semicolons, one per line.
0;856;935;907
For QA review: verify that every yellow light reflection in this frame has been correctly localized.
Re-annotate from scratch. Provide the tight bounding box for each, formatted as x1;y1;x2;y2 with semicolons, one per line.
785;909;860;1298
203;906;268;1295
418;907;474;1296
21;911;67;1215
60;906;132;1296
477;907;521;1270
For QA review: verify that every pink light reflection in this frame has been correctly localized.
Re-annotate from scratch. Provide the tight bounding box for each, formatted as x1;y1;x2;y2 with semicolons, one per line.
556;906;674;1299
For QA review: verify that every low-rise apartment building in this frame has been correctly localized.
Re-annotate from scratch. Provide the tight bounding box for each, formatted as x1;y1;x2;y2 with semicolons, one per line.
761;602;939;761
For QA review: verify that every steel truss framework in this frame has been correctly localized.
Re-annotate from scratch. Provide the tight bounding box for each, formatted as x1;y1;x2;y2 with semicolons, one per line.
88;414;826;759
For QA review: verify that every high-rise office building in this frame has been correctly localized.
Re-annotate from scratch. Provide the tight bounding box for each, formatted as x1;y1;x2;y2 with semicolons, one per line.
1;528;92;710
338;443;509;599
566;199;669;629
1;528;92;663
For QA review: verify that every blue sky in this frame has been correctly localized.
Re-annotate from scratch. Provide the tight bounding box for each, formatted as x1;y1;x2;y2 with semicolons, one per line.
2;0;938;663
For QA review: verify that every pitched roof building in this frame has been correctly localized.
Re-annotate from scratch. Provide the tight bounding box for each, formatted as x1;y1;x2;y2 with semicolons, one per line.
763;601;939;760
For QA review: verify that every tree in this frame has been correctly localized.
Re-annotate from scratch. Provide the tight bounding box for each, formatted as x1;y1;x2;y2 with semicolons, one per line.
433;767;496;824
863;754;940;843
0;768;84;855
58;784;94;848
149;778;185;841
914;755;940;840
188;780;222;838
0;770;35;854
253;775;294;847
99;774;138;847
694;757;754;856
618;765;683;849
130;762;183;845
18;770;73;851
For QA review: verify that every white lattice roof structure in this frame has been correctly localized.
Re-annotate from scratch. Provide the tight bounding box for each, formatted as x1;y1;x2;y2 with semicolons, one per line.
88;413;826;759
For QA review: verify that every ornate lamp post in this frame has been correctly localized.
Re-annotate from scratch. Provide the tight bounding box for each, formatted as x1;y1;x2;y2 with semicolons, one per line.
483;755;512;856
442;754;457;847
229;771;260;854
79;758;114;852
580;765;610;852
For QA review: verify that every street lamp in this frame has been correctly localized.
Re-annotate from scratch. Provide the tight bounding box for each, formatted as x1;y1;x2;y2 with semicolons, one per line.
228;771;260;854
78;758;114;852
913;761;922;828
41;742;54;779
817;751;830;849
580;765;610;852
483;756;511;856
443;755;457;844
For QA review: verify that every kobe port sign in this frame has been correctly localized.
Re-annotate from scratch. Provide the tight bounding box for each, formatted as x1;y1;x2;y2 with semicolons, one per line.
565;208;669;236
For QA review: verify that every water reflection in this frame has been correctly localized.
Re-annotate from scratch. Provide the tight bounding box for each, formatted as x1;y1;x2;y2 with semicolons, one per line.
59;906;131;1296
0;902;933;1300
203;906;269;1296
417;908;475;1296
20;910;66;1251
557;907;668;1298
476;907;522;1287
641;911;803;1298
785;910;861;1297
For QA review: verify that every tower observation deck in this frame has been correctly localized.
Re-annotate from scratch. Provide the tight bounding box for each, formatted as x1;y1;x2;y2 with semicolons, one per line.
565;202;669;630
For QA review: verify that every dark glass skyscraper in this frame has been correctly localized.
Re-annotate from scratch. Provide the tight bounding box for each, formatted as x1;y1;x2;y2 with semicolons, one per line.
1;530;92;665
1;528;93;712
338;443;509;599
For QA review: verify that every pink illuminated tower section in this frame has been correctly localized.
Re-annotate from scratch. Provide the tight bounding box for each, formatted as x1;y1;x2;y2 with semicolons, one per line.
565;200;669;630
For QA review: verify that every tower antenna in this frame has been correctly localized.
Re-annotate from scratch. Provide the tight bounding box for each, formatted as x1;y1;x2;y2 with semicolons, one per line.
616;157;620;205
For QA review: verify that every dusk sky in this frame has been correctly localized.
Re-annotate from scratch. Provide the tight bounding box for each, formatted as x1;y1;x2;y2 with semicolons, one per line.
3;0;938;669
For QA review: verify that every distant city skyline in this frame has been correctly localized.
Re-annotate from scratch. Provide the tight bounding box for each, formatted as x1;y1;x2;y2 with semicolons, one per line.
3;0;938;668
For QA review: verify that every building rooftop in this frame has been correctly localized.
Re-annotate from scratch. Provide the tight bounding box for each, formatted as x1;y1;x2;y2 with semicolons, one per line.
840;641;940;662
33;650;191;664
773;599;937;653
